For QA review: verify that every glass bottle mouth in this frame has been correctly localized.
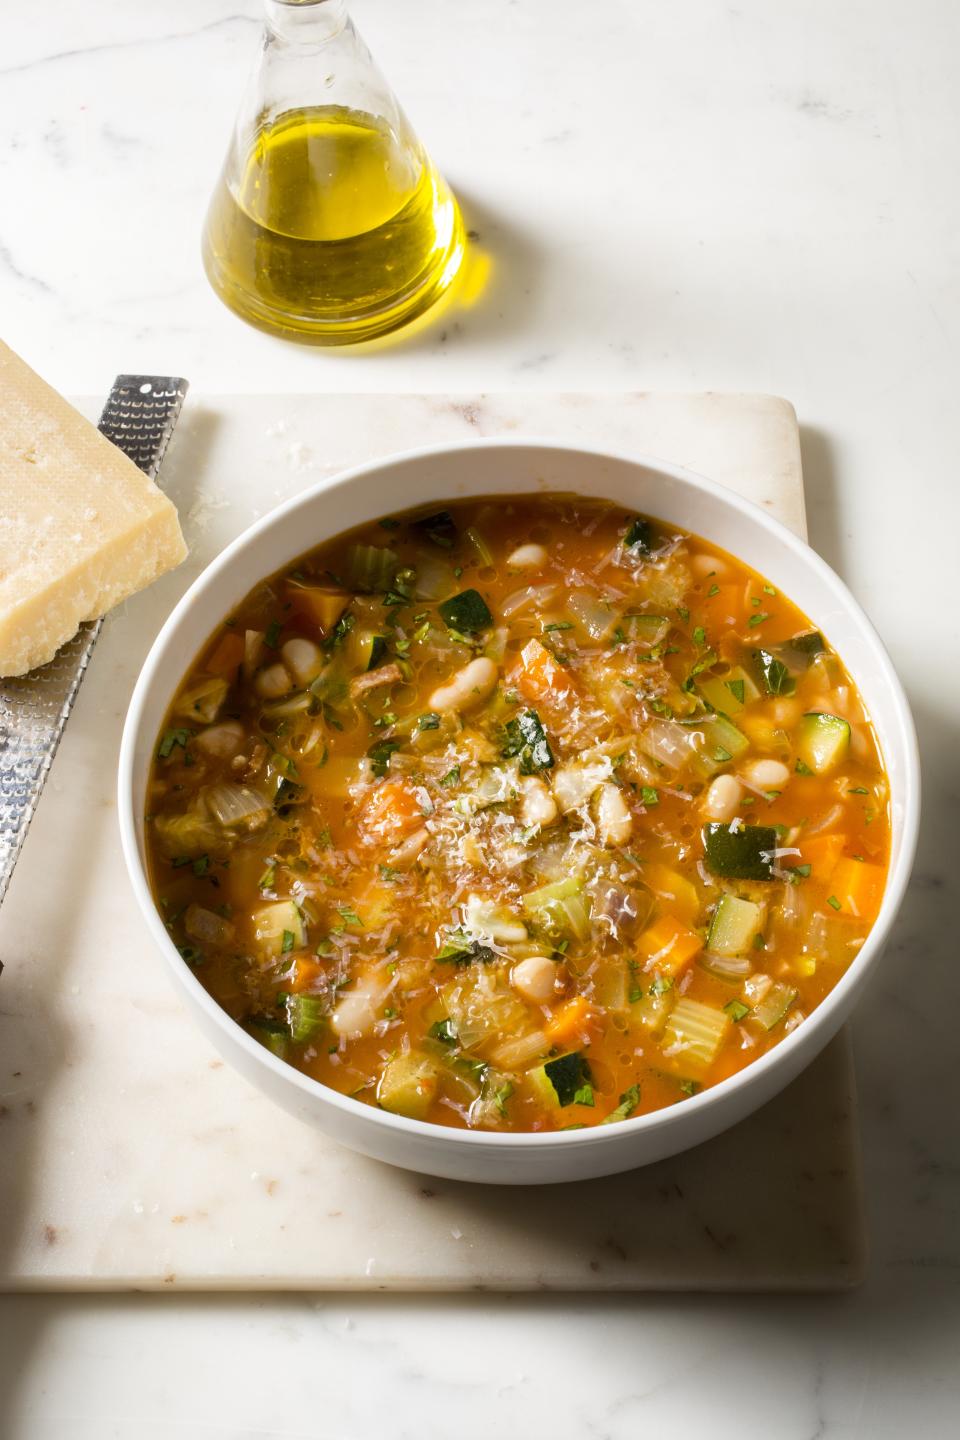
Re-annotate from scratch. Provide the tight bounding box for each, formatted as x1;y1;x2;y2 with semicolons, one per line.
266;0;348;42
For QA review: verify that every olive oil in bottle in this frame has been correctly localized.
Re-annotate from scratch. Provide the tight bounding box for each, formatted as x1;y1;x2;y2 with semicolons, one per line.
202;1;464;344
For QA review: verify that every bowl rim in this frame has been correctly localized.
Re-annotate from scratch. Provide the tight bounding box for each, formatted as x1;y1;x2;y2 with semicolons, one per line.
118;437;921;1152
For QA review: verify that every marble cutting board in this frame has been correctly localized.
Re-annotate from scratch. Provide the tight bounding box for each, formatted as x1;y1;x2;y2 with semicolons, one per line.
0;392;864;1291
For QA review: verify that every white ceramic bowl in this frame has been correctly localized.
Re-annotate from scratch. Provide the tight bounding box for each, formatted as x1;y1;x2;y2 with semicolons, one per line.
119;441;920;1185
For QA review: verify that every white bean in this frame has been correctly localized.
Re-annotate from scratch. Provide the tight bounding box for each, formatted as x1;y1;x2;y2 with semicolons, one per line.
331;973;388;1039
255;662;293;699
596;782;633;846
281;636;324;685
194;720;246;758
507;543;549;570
690;553;729;580
519;774;558;828
428;656;498;713
702;773;743;821
741;758;791;790
511;955;560;1004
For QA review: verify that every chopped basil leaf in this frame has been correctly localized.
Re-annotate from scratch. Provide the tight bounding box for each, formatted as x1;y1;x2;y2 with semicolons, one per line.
724;999;750;1022
641;786;659;806
438;588;493;633
264;619;282;649
439;766;461;788
827;895;842;910
280;929;295;953
501;709;555;774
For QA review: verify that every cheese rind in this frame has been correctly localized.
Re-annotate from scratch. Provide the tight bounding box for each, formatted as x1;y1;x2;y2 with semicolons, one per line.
0;342;187;676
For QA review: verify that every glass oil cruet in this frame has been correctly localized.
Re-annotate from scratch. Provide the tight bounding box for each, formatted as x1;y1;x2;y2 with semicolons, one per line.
202;0;465;344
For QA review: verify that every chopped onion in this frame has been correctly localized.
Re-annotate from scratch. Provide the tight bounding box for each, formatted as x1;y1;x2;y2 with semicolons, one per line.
699;951;753;980
639;719;696;772
204;783;272;831
501;583;558;618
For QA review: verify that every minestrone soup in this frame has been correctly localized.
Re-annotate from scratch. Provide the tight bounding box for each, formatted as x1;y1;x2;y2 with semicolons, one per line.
145;496;889;1131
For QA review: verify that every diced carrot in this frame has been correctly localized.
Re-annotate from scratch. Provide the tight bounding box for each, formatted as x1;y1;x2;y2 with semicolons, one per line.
204;630;245;679
640;863;700;926
288;957;325;994
799;833;846;880
363;781;424;838
287;582;349;637
829;859;886;919
636;913;703;975
508;638;575;705
545;995;594;1046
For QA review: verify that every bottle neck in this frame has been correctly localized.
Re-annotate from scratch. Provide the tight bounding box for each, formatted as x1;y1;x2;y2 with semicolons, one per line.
265;0;348;44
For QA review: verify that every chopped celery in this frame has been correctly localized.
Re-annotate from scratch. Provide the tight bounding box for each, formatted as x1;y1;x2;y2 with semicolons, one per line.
662;998;731;1074
566;589;621;641
521;878;592;941
253;899;307;956
464;894;528;944
286;994;327;1044
175;676;229;724
248;1020;289;1059
626;613;670;647
707;895;764;957
698;666;760;715
752;981;797;1030
346;543;399;593
796;712;851;775
690;713;750;774
377;1052;440;1120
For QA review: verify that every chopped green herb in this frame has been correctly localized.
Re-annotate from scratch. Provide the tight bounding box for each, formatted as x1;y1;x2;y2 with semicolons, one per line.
439;766;461;788
796;758;814;776
763;584;777;596
429;1019;458;1045
708;583;720;597
544;621;574;632
753;932;765;949
602;1083;641;1124
192;855;210;877
726;679;745;705
367;738;401;778
415;510;457;547
677;605;690;621
747;612;770;628
573;1082;595;1107
679;1079;701;1097
827;895;842;910
641;786;659;807
157;727;191;760
649;975;674;995
338;905;363;928
264;619;282;649
713;746;732;763
494;1081;514;1115
628;984;644;1003
325;611;355;650
693;625;707;647
724;999;750;1022
792;863;812;877
849;786;869;795
624;517;655;553
436;929;495;966
280;929;295;954
418;712;441;731
501;709;555;774
754;649;795;696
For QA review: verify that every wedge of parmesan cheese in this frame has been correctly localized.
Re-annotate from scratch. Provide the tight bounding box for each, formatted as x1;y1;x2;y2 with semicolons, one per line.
0;342;186;676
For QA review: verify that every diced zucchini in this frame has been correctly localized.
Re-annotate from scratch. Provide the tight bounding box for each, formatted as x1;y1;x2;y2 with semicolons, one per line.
662;998;731;1074
346;543;399;593
415;510;458;548
788;629;825;655
286;994;327;1044
521;878;592;941
377;1052;440;1120
751;981;797;1031
698;666;759;715
691;713;751;775
346;629;388;672
796;712;851;775
566;589;621;641
624;517;656;554
530;1051;593;1108
438;588;493;633
253;899;308;957
707;895;764;957
702;824;778;880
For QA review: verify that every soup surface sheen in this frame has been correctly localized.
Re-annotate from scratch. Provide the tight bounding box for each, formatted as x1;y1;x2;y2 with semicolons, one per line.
146;496;890;1131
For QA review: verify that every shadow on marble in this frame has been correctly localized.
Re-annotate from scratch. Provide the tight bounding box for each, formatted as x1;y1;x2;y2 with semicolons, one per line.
798;425;846;576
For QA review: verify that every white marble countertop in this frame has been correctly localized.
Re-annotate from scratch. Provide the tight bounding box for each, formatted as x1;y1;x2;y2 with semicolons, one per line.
1;1;957;1436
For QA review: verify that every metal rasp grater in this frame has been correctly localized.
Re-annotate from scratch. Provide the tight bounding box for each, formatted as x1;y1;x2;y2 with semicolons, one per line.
0;374;188;908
